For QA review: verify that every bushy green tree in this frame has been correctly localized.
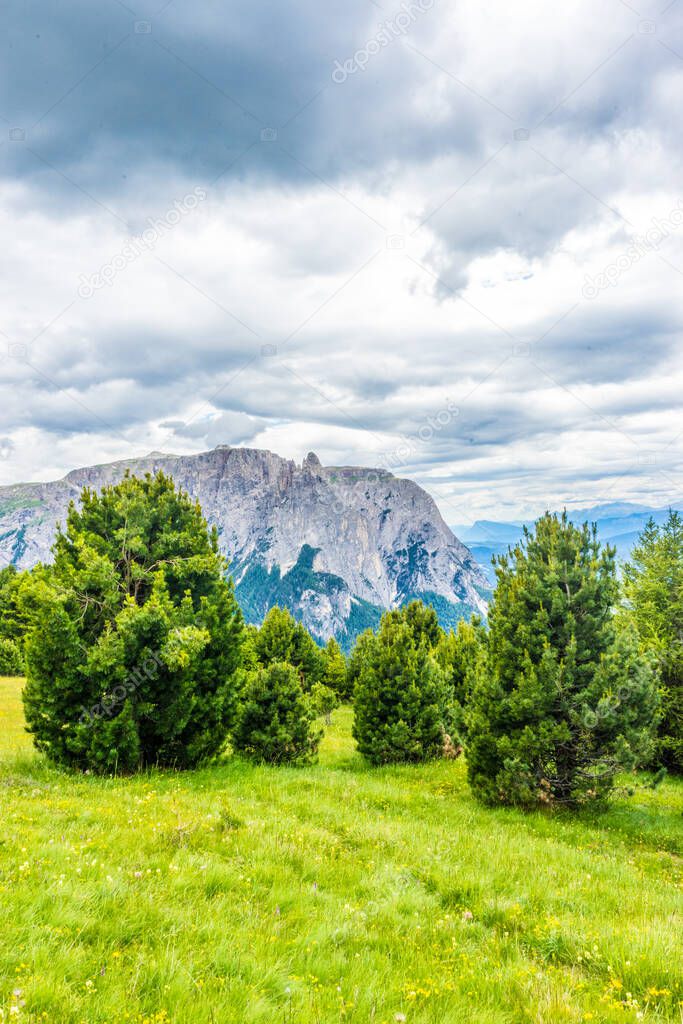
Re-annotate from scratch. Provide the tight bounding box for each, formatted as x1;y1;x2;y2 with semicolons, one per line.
0;566;22;642
467;513;659;807
231;661;321;764
352;611;450;765
346;628;374;699
436;614;486;741
622;511;683;771
22;472;244;773
0;637;23;675
310;681;339;724
321;637;348;699
384;599;444;650
254;606;324;689
239;624;260;674
0;564;36;669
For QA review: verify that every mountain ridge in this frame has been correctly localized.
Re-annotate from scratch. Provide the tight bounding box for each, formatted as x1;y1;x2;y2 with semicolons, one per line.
453;502;682;584
0;445;489;648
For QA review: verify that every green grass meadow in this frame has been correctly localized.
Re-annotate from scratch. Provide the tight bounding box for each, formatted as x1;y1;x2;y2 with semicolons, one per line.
0;676;681;1024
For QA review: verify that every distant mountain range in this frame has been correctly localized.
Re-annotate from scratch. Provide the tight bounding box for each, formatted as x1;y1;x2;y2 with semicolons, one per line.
0;446;489;648
3;448;672;638
453;503;681;585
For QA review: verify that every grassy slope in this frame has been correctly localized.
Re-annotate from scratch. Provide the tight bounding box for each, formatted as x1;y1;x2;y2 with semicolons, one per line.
0;677;681;1024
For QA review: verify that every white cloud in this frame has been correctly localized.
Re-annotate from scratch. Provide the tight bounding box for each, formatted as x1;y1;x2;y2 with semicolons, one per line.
0;0;682;521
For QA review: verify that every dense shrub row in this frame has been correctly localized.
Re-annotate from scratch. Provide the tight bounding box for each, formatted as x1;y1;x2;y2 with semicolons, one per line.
352;510;680;806
1;473;680;808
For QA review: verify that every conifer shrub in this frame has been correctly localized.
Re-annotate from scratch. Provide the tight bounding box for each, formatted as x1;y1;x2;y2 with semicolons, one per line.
254;606;324;690
352;609;450;765
231;661;321;764
383;599;443;649
622;510;683;772
310;681;338;724
436;614;486;742
346;628;374;699
321;637;349;699
466;513;660;807
0;637;23;675
22;472;245;773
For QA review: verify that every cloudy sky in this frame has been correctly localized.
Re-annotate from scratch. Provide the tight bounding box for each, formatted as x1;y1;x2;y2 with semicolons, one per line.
1;0;682;523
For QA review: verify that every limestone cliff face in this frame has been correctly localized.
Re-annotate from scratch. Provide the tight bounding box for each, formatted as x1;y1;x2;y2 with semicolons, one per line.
0;446;489;646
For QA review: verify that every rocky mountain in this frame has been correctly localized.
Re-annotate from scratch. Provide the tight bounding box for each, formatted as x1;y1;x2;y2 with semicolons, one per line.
0;446;489;648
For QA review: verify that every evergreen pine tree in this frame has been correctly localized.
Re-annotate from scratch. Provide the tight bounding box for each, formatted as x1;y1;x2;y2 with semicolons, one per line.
310;681;339;724
321;637;349;699
0;637;23;675
254;606;324;689
436;614;486;741
22;472;244;772
384;599;443;649
346;628;374;699
467;513;659;807
622;510;683;771
231;661;321;764
352;612;449;765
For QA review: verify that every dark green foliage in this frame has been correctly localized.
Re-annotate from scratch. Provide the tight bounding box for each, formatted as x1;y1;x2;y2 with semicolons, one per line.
383;599;444;650
275;544;345;605
436;615;487;741
254;606;324;690
231;661;322;764
0;564;35;657
346;628;375;699
0;637;23;675
240;624;260;673
0;565;26;675
622;510;683;772
321;637;349;699
231;560;280;625
22;472;244;773
0;565;21;642
467;513;660;808
352;607;450;765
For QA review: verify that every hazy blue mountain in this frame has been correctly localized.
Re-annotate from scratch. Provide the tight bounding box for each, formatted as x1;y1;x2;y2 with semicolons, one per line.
454;504;681;585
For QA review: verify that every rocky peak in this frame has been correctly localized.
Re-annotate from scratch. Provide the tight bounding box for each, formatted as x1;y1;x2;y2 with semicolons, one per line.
0;445;489;647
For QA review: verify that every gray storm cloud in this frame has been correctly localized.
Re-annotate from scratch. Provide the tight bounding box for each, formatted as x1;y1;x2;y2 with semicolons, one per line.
0;0;682;518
